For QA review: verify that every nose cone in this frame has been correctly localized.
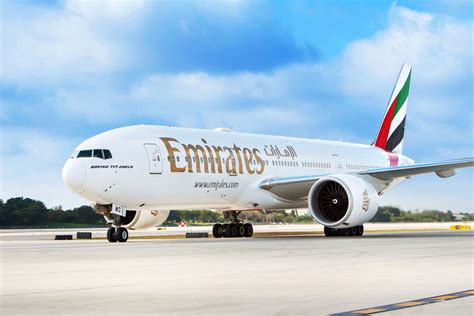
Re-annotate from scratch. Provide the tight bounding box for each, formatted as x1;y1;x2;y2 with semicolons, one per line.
62;159;86;191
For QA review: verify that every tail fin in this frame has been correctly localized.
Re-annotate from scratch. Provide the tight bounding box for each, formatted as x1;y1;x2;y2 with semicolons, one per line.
374;63;411;154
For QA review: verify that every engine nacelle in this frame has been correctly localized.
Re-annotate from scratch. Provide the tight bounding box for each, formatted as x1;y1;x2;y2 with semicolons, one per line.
117;210;170;230
308;174;379;228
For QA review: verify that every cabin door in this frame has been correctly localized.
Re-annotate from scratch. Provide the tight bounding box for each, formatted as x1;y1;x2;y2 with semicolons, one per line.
144;143;163;174
332;154;344;171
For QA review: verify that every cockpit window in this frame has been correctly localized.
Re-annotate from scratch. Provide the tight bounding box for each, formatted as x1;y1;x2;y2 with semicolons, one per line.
93;149;104;159
77;150;92;158
76;149;112;159
103;150;112;159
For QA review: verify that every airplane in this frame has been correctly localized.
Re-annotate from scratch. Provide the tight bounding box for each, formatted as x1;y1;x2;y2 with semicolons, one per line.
62;63;473;242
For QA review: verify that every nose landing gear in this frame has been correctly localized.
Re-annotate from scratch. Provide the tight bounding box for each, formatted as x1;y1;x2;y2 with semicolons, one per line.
107;226;129;242
212;211;254;238
107;226;117;242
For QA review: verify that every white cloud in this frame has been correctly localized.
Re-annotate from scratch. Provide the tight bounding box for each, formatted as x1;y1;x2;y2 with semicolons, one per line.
52;67;327;136
50;6;473;136
336;6;473;98
0;1;134;86
0;128;89;209
65;0;145;20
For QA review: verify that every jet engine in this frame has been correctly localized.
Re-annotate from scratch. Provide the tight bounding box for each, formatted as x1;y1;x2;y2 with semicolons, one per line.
117;210;170;230
308;174;379;228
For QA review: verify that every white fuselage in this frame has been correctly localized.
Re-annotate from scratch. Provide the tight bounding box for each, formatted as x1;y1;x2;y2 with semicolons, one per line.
62;125;413;211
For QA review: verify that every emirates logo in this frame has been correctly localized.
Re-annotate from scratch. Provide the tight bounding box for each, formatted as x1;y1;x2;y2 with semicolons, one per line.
362;190;370;212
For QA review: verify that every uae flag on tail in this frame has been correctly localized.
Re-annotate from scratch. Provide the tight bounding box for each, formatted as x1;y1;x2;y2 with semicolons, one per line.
374;63;411;154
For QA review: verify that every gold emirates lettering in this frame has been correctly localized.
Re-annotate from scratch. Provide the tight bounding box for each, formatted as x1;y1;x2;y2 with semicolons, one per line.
160;137;265;175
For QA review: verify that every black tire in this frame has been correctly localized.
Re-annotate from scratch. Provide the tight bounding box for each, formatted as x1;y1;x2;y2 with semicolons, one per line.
324;226;334;237
116;227;128;242
244;223;253;238
349;227;358;236
213;224;224;238
107;227;117;242
357;225;364;236
224;223;232;238
230;223;238;237
236;223;245;237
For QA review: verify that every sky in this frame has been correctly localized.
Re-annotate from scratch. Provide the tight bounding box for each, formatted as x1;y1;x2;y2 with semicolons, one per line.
0;0;473;212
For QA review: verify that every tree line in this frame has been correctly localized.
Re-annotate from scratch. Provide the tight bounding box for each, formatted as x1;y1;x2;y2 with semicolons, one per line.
0;197;104;228
0;197;472;228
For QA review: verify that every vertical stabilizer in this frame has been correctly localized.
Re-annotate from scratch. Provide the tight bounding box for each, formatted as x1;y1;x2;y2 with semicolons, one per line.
374;63;411;154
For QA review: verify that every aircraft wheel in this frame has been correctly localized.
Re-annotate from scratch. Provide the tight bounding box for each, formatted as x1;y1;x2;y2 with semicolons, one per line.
229;223;238;237
244;223;253;237
357;225;364;236
224;223;232;238
213;224;224;238
236;223;245;237
324;226;335;237
116;227;128;242
107;227;117;242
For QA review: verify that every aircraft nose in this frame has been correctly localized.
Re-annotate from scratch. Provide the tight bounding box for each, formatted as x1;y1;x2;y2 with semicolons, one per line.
62;159;86;190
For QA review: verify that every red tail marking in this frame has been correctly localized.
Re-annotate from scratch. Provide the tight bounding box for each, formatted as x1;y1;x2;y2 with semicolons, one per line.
375;96;397;150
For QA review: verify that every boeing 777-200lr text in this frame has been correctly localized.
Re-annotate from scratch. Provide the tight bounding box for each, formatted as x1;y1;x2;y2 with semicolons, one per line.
62;63;473;242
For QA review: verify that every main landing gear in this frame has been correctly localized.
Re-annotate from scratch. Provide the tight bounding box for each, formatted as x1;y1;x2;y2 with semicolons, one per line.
324;225;364;237
212;211;254;238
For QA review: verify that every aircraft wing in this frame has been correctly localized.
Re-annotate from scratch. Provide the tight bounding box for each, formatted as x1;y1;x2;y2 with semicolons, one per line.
359;157;474;180
258;157;474;201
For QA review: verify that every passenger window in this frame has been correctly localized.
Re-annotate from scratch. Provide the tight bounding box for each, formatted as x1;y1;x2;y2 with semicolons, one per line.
103;150;112;159
77;150;92;158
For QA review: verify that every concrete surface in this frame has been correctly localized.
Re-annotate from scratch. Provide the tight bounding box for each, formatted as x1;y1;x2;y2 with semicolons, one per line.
1;230;473;315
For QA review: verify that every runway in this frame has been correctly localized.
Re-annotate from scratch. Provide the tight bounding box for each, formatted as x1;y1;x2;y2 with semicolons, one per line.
1;230;473;315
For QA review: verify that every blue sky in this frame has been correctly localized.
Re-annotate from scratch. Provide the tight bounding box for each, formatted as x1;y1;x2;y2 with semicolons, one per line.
1;0;473;211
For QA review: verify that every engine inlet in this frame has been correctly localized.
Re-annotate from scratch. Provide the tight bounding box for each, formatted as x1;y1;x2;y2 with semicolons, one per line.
317;181;349;222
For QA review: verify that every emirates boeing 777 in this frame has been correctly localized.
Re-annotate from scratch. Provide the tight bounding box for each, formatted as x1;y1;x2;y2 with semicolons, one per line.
62;63;473;242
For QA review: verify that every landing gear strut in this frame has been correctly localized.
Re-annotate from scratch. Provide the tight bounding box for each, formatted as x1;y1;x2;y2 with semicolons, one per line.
212;211;254;238
324;225;364;237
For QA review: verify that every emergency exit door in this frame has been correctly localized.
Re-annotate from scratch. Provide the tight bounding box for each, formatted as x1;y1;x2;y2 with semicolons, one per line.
144;143;163;174
332;154;343;171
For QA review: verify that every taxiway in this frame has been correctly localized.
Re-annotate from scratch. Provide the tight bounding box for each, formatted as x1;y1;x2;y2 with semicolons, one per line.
1;230;473;315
